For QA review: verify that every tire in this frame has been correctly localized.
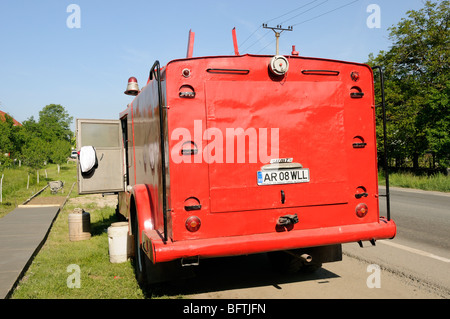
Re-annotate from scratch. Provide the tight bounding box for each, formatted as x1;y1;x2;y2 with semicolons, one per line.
131;212;148;286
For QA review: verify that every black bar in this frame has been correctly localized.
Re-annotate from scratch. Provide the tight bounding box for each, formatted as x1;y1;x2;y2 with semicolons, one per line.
184;205;202;211
350;92;365;98
301;70;340;76
262;23;293;31
206;68;250;74
353;142;367;148
149;60;169;241
372;66;391;221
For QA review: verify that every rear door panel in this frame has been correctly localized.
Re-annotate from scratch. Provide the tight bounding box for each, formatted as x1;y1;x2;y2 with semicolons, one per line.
205;81;348;213
76;119;125;194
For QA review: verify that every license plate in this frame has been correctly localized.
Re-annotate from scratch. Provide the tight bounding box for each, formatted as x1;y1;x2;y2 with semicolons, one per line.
257;169;310;186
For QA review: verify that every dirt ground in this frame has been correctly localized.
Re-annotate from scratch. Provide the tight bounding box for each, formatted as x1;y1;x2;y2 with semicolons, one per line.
25;187;118;209
26;196;67;206
67;194;118;208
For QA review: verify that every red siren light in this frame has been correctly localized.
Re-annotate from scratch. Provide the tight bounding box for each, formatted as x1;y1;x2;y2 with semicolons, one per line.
124;77;140;96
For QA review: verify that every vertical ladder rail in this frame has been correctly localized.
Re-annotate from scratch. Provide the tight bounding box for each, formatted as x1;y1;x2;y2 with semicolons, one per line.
372;66;391;221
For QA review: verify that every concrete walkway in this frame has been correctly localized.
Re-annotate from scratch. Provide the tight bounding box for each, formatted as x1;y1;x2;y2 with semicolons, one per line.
0;204;61;298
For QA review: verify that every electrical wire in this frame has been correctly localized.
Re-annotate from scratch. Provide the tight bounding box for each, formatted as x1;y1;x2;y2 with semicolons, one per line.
281;0;329;25
291;0;360;26
264;0;319;24
240;0;320;50
241;29;272;52
255;39;276;54
239;25;262;47
241;0;360;54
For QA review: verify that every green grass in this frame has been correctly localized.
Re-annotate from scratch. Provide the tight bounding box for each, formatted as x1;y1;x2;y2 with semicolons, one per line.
6;162;146;299
0;162;78;218
378;171;450;192
11;194;145;299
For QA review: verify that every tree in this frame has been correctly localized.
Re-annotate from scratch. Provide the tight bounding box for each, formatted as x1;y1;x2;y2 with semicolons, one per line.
21;137;48;171
0;114;15;159
49;139;72;165
368;0;450;169
0;113;22;167
38;104;73;143
18;104;74;165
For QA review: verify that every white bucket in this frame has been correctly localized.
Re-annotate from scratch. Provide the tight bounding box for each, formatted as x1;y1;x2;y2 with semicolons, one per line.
108;222;132;263
68;209;91;241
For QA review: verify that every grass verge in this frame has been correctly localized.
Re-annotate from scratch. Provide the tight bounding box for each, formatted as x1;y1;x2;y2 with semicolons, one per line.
0;162;77;218
378;171;450;192
11;194;145;299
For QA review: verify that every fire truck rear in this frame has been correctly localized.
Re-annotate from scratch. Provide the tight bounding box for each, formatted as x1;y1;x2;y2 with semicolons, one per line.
76;31;396;284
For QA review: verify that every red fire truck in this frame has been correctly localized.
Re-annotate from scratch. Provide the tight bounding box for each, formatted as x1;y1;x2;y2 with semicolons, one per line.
76;30;396;284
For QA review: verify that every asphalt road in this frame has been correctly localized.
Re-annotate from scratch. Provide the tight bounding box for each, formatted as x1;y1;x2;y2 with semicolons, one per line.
380;186;450;256
154;186;450;299
344;186;450;297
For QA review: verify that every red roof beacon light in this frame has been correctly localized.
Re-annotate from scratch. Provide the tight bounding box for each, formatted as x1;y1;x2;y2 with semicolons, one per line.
124;77;140;96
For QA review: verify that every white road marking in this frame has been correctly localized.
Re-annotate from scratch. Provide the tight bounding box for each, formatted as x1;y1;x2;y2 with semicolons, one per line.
379;240;450;263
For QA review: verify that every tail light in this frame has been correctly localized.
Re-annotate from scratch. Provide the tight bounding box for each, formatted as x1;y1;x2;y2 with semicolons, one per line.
185;216;201;232
356;203;368;218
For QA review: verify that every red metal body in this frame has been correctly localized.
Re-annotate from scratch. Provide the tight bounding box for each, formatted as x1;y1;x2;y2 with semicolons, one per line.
119;53;396;265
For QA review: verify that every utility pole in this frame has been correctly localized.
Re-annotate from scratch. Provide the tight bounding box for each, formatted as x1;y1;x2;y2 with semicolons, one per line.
262;24;293;55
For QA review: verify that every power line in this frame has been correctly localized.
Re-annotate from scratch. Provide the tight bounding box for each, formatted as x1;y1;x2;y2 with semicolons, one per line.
291;0;360;26
240;0;320;49
241;29;272;52
256;39;276;54
239;25;262;47
265;0;320;24
281;0;329;25
240;0;360;54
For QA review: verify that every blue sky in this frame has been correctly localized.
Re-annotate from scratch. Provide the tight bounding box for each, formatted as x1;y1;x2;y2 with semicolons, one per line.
0;0;428;130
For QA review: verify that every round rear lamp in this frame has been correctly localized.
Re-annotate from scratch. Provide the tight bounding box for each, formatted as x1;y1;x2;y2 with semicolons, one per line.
356;203;368;218
185;216;201;232
269;55;289;76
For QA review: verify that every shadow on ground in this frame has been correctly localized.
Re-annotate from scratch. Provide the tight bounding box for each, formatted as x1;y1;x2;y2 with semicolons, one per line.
144;253;340;298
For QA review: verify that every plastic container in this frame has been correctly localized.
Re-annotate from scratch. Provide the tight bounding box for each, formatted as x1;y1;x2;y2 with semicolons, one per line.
107;222;132;263
68;208;91;241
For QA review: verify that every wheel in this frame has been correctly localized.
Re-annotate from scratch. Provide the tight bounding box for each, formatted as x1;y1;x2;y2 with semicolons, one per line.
131;212;148;286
